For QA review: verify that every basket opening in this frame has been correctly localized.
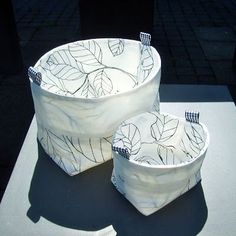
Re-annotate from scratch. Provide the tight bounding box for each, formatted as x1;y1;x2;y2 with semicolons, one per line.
35;38;160;98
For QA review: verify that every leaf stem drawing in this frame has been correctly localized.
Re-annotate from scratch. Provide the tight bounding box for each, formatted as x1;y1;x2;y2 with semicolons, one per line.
39;40;138;97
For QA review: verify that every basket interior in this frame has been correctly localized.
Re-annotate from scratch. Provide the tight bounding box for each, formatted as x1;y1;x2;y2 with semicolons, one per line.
35;38;159;98
113;112;208;166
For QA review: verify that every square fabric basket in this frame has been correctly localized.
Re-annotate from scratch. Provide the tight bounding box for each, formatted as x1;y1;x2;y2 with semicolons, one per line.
111;111;209;216
29;33;161;176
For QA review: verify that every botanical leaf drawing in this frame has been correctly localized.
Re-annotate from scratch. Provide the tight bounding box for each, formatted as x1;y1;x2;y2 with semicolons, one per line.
180;139;194;159
181;123;205;158
40;50;87;94
113;123;141;155
188;123;205;152
134;155;163;165
93;69;113;96
47;50;79;68
99;137;112;162
137;45;154;83
78;69;113;98
68;40;103;72
39;127;112;175
151;114;179;143
108;39;124;56
157;145;176;165
38;39;137;97
45;50;82;80
80;75;96;98
43;129;80;174
67;135;112;164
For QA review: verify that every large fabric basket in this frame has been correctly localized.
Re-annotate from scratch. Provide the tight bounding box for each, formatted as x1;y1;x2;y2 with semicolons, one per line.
29;37;161;175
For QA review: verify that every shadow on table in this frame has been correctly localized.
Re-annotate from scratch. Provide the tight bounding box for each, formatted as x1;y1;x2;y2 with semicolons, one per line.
27;141;208;236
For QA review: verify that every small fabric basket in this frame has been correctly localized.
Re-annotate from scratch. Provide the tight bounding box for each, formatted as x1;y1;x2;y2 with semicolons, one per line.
111;111;209;215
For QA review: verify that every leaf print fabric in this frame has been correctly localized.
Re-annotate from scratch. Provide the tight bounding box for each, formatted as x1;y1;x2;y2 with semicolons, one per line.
113;112;208;166
150;114;179;143
108;39;124;56
69;40;103;69
38;125;112;176
113;123;141;155
137;45;154;83
111;112;209;216
36;38;156;98
31;38;161;176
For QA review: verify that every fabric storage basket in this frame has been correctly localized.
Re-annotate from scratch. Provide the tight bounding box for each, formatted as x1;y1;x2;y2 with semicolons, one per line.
111;111;209;216
29;34;161;176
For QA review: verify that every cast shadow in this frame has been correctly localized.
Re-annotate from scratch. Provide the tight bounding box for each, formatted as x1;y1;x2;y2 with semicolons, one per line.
27;141;208;236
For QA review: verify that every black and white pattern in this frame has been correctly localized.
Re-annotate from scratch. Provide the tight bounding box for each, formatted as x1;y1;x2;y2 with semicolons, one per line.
108;39;125;56
112;112;207;166
113;122;141;156
137;44;154;83
137;32;154;83
112;146;130;159
111;111;209;216
35;38;155;98
185;111;200;123
28;66;42;85
38;126;112;175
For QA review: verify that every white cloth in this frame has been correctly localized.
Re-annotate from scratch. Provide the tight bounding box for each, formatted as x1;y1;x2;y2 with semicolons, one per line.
111;112;209;215
30;38;161;175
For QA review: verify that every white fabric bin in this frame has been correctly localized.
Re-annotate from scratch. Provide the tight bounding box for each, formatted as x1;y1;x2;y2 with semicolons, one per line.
29;37;161;175
111;111;209;215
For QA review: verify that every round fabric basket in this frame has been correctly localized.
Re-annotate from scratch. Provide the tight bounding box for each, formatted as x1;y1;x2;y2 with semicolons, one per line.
111;111;210;216
29;37;161;175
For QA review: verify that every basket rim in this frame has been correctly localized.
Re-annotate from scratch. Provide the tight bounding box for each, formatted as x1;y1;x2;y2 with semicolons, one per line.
113;112;210;169
31;38;161;101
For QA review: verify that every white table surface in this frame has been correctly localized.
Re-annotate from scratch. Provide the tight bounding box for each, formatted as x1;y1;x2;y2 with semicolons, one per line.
0;85;236;236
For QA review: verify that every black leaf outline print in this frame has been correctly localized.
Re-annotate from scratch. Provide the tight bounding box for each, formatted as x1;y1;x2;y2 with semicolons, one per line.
45;50;81;80
38;40;137;97
188;123;205;152
44;129;80;174
114;116;206;167
113;123;141;155
108;39;124;56
103;135;113;144
134;155;163;165
68;40;103;72
68;137;106;164
181;123;205;158
80;75;96;98
41;128;112;175
151;114;179;143
68;40;137;90
78;66;136;98
39;50;87;95
157;144;176;165
180;139;194;159
93;69;113;96
79;69;113;98
99;138;109;162
137;44;154;83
